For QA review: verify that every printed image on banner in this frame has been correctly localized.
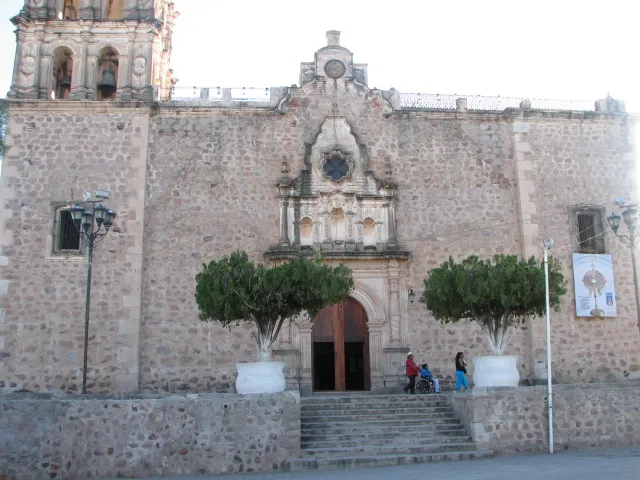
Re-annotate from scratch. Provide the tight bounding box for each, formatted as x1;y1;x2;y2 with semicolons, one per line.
572;253;617;317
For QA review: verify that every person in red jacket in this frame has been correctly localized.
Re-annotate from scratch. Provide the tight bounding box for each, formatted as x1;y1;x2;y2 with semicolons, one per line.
404;352;419;394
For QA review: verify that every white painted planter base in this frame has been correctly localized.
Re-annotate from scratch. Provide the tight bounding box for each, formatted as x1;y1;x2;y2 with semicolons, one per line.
472;355;520;387
235;362;286;394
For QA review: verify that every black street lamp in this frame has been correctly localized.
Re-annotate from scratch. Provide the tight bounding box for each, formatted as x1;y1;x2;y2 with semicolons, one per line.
408;288;416;305
607;205;640;333
70;201;117;394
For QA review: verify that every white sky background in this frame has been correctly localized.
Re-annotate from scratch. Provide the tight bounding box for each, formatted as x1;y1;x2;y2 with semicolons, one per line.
0;0;638;109
0;0;638;188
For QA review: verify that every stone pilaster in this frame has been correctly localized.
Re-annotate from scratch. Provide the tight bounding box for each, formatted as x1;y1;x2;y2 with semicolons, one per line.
297;319;313;396
38;54;51;99
387;198;397;248
292;200;301;247
512;117;546;383
367;320;385;393
388;275;401;346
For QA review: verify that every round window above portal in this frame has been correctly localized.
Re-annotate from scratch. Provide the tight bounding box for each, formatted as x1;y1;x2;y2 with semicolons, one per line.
322;149;352;182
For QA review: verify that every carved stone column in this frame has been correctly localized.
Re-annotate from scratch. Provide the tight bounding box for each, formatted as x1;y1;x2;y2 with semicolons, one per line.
321;211;332;251
118;32;136;101
297;318;313;396
292;200;301;248
71;34;91;100
387;198;397;249
46;0;57;19
77;0;95;19
279;197;290;248
388;276;401;346
367;320;385;393
346;211;356;251
38;54;52;99
123;0;138;20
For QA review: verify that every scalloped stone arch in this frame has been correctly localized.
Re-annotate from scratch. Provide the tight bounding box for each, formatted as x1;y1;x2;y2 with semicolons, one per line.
47;42;78;57
350;280;384;324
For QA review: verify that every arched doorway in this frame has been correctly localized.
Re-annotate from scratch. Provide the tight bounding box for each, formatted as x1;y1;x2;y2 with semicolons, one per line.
312;298;370;391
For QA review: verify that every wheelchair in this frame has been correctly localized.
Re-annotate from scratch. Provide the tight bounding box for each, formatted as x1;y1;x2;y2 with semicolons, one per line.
415;373;436;394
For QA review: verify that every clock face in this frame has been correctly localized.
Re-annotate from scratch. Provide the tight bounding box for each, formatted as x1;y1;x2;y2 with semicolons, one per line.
324;59;346;79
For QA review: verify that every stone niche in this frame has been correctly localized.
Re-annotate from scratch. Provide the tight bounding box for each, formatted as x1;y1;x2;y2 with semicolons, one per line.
268;116;406;259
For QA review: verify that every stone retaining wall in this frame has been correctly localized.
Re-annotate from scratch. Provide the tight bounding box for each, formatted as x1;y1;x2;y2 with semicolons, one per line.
450;383;640;453
0;391;300;479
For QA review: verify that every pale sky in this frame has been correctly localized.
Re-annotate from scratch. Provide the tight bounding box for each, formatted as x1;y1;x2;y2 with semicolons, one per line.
1;0;638;111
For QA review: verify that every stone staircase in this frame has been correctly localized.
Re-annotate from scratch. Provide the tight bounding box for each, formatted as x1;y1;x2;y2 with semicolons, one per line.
290;393;493;471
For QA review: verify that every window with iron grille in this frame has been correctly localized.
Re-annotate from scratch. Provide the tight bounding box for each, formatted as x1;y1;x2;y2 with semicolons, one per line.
52;207;82;254
573;208;605;254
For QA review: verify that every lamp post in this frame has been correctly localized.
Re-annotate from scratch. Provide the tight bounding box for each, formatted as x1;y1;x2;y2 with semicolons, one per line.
606;205;640;333
542;237;555;454
69;201;117;394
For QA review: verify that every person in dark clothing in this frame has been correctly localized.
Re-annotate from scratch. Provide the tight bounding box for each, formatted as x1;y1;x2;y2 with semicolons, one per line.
455;351;470;391
404;352;419;394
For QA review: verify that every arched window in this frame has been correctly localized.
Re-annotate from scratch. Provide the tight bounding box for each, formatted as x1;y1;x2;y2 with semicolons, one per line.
363;217;376;248
97;47;119;100
107;0;124;20
300;217;313;247
331;208;346;243
51;46;73;100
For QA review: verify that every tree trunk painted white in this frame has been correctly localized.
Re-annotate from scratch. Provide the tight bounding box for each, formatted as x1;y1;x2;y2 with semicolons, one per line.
481;312;511;355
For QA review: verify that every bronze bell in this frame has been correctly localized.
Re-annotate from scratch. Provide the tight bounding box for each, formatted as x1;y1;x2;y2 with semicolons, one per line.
98;66;117;98
59;74;72;89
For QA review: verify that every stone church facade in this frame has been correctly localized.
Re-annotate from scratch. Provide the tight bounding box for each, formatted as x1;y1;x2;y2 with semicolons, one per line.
1;0;639;395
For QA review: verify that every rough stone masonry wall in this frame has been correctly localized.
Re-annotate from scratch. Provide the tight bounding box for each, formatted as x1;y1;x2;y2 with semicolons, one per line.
450;383;640;452
525;114;640;383
0;391;301;480
0;102;150;394
140;83;526;392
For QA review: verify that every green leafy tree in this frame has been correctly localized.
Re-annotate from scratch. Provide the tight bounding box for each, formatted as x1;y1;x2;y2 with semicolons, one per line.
195;251;354;361
420;254;567;355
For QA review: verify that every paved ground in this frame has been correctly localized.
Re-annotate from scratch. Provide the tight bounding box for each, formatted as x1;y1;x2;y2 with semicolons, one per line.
141;446;640;480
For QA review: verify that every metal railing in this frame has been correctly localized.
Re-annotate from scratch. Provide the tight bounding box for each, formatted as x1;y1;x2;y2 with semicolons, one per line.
399;93;595;111
155;86;597;112
156;86;273;103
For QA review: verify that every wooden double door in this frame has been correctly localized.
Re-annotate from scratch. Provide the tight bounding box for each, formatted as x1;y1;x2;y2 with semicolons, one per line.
312;298;370;391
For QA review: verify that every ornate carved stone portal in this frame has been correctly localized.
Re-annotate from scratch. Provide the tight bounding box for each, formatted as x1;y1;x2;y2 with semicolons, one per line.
268;32;411;395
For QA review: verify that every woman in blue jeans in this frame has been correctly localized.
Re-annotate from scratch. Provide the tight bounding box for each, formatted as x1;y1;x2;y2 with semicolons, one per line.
455;351;470;391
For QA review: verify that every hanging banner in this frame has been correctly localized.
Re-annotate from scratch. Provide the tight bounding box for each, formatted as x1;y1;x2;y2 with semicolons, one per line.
572;253;617;317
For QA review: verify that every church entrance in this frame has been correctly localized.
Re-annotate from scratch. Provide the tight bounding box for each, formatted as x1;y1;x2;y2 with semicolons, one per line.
312;298;370;391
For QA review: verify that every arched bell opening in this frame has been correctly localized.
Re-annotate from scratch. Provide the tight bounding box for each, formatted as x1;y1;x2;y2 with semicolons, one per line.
51;46;73;100
363;217;376;250
62;0;79;19
96;47;119;100
105;0;124;20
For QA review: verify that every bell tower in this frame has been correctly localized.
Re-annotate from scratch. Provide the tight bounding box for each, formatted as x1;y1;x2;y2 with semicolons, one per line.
8;0;178;101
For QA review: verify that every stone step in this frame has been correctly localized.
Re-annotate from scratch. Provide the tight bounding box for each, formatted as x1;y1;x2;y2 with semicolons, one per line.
288;450;495;472
301;426;467;442
301;404;453;414
302;411;457;423
301;434;472;449
302;441;479;457
303;394;447;405
302;419;461;432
